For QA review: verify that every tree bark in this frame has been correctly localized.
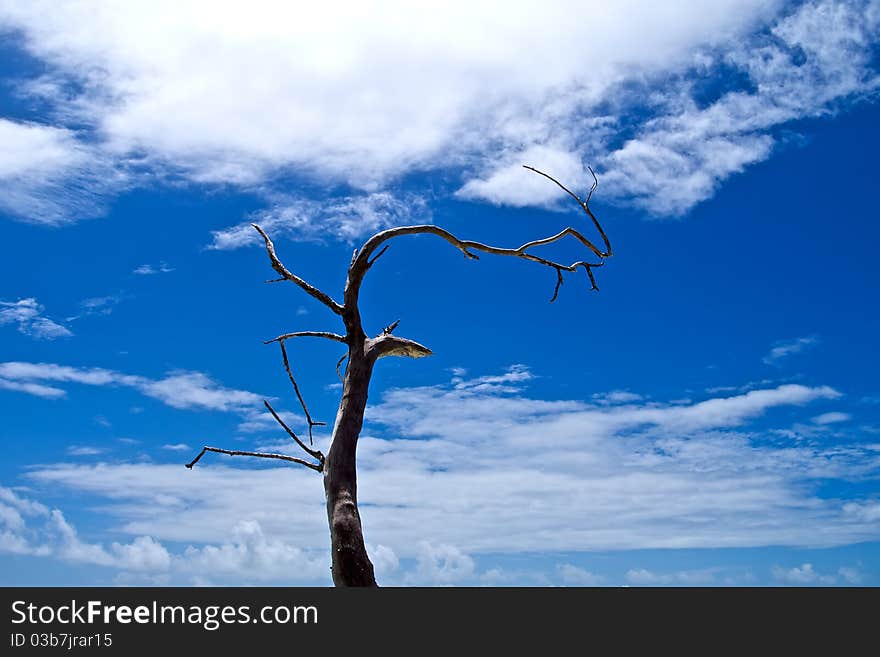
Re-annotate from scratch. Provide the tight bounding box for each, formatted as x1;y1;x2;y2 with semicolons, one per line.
323;342;377;587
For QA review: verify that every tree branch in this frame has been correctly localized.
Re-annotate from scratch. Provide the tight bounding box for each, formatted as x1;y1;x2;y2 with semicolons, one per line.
263;399;325;462
343;166;612;308
264;331;347;345
252;224;344;315
278;341;325;445
185;446;323;472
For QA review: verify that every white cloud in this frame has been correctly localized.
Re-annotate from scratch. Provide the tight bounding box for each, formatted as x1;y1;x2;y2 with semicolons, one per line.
837;566;862;584
0;119;119;224
369;544;400;579
812;412;851;425
179;520;326;583
764;336;820;364
161;444;192;452
456;145;589;207
66;446;104;456
0;378;66;398
0;361;264;415
1;1;877;227
592;390;644;405
12;366;878;584
771;562;837;585
0;485;326;583
66;294;123;322
599;0;880;214
0;298;72;340
558;563;604;585
625;568;716;585
133;262;174;275
209;191;430;249
408;541;476;585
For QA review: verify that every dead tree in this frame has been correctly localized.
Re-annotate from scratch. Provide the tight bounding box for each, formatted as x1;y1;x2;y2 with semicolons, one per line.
186;166;613;586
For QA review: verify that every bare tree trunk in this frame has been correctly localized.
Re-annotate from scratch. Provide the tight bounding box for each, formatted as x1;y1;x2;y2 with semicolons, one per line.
323;345;377;587
187;167;612;587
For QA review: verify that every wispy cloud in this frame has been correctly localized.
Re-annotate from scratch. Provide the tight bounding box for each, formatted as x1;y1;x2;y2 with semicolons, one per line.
209;191;431;248
66;446;104;457
763;336;820;364
133;262;174;275
66;294;123;322
161;444;191;452
626;567;717;585
592;390;644;405
0;298;72;340
0;118;121;224
0;361;264;414
812;411;852;425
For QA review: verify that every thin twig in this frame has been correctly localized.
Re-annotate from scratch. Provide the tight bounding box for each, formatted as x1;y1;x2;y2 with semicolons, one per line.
185;446;322;472
279;341;325;445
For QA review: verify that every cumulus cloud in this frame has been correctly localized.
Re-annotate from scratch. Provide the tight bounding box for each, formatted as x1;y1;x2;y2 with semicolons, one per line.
0;298;72;340
408;542;476;585
0;1;877;227
0;486;324;583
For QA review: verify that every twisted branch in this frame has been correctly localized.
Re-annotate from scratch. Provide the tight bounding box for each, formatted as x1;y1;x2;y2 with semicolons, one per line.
345;166;612;305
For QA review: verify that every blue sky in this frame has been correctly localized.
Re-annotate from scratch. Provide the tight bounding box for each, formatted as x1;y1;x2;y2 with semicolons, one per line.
1;0;879;586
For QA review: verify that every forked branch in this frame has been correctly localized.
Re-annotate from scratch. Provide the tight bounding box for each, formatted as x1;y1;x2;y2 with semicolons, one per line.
263;399;324;461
